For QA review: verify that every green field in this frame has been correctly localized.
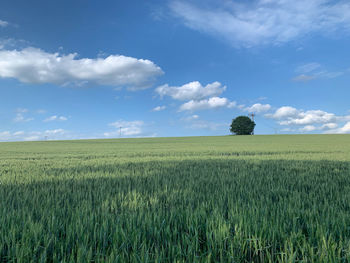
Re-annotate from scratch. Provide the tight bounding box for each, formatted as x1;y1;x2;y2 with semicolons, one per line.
1;135;350;262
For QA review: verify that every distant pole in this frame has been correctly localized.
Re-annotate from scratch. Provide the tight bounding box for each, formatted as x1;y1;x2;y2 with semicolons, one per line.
248;113;255;122
119;127;122;137
248;113;255;135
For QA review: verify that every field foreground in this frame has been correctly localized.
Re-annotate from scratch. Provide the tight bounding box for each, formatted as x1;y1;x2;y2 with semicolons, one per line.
1;134;350;262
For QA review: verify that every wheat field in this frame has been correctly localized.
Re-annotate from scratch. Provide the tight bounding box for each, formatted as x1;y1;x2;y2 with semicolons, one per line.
1;135;350;262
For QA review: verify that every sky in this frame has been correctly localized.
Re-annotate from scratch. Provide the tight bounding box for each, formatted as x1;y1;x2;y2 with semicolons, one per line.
0;0;350;141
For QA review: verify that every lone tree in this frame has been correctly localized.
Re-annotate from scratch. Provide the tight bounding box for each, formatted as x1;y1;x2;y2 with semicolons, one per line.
230;116;256;135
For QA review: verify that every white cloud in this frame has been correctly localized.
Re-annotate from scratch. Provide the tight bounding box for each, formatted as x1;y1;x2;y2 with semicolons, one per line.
279;110;339;126
314;71;344;79
22;136;40;141
156;81;226;100
296;63;321;73
285;122;340;133
0;20;9;27
179;97;235;111
13;131;24;136
244;103;271;113
106;120;144;136
16;108;28;113
293;62;344;82
150;6;167;21
152;105;166;112
12;108;33;123
44;115;68;122
266;106;300;119
58;116;68;121
0;47;163;89
299;125;317;132
227;101;237;108
321;123;338;129
292;74;315;82
0;38;30;51
170;0;350;47
44;129;65;135
280;127;295;132
0;129;67;142
266;106;350;133
182;114;200;121
23;129;66;141
13;113;33;123
156;81;237;113
325;122;350;134
0;131;11;140
36;109;47;114
257;96;268;101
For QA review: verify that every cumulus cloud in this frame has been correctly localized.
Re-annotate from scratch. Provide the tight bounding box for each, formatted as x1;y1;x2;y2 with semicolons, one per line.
44;115;68;122
0;47;163;89
179;97;236;111
279;110;339;126
152;106;166;112
170;0;350;47
325;122;350;134
266;106;350;133
0;20;9;27
266;106;299;119
155;81;237;113
156;81;226;100
106;120;144;136
244;103;271;113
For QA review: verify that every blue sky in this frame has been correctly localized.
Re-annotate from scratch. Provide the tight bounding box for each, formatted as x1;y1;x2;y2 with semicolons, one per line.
1;0;350;141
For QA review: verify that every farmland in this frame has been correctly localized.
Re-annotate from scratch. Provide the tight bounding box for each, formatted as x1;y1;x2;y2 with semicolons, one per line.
1;134;350;262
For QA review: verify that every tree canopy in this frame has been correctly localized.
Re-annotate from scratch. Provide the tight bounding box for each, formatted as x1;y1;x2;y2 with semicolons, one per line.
230;116;256;135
